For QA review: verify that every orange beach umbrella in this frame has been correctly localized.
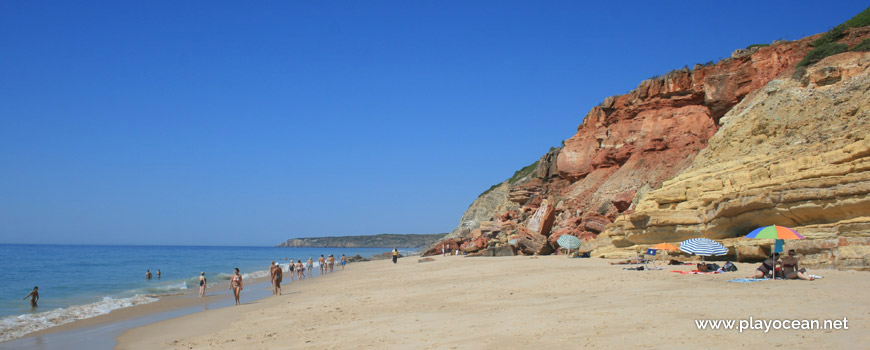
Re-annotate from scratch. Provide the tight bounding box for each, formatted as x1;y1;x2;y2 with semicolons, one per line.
649;243;679;251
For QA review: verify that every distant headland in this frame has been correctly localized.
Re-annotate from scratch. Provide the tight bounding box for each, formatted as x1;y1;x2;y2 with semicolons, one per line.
276;233;447;249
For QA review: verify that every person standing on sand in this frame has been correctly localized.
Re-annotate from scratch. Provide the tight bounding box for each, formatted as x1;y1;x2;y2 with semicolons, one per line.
392;248;398;264
341;254;347;270
442;244;446;257
145;270;152;280
199;272;207;297
318;255;326;275
273;264;283;295
230;268;243;305
22;286;39;308
306;257;314;278
288;259;295;281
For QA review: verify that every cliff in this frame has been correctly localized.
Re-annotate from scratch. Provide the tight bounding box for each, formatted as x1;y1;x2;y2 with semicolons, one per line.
278;233;447;249
426;19;870;269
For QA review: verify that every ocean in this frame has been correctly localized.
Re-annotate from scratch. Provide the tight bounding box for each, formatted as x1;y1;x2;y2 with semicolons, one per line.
0;244;407;342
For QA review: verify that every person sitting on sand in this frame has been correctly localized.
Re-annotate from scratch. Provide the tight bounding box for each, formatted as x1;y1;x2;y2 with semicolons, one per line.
748;253;780;279
22;286;39;308
199;272;207;297
781;249;814;281
230;268;243;305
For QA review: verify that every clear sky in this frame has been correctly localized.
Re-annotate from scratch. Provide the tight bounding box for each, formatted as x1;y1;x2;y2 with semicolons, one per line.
1;1;867;246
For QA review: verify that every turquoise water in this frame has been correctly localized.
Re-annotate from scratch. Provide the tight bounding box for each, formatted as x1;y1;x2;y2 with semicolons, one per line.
0;244;405;341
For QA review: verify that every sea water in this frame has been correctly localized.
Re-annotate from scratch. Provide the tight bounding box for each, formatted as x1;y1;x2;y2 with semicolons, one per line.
0;244;407;342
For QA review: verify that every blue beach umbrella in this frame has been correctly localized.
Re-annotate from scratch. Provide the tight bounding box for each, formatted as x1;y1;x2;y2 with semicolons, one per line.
679;238;728;262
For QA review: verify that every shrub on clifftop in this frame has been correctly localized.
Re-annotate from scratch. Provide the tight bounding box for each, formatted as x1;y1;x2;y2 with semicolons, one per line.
851;38;870;51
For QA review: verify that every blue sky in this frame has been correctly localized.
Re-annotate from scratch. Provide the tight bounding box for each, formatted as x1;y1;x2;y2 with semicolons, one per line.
1;1;867;246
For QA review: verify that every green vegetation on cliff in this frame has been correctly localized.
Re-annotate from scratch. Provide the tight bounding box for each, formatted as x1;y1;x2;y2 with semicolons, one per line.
798;7;870;71
277;233;447;248
851;38;870;51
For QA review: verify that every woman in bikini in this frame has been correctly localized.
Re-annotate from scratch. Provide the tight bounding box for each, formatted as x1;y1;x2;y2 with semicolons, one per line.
748;252;779;279
296;259;305;280
199;272;207;297
781;249;814;280
229;268;243;305
22;286;39;308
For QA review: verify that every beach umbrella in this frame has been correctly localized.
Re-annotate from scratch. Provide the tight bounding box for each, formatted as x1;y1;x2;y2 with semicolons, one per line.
744;225;804;280
649;243;679;251
556;235;581;255
745;225;804;240
679;238;728;261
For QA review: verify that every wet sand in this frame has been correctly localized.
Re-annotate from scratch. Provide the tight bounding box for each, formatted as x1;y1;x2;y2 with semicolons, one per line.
116;256;870;349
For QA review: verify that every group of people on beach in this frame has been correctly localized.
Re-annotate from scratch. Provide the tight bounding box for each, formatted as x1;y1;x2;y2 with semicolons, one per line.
749;249;815;280
267;255;349;298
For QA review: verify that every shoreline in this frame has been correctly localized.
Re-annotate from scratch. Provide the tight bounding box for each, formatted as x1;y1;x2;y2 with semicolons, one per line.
117;255;870;349
0;264;345;349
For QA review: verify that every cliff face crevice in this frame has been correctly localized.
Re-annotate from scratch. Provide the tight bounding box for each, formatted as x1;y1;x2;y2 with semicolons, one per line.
428;26;870;268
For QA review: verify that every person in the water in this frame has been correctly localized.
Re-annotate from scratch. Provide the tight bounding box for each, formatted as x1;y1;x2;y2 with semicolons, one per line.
22;286;39;308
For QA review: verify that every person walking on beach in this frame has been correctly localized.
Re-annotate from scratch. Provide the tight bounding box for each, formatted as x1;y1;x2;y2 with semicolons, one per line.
341;254;347;270
230;268;243;305
288;259;295;281
145;270;152;280
22;286;39;308
199;272;207;297
296;259;305;280
306;257;314;278
327;254;335;273
318;255;326;275
273;264;283;295
392;248;399;264
270;261;278;288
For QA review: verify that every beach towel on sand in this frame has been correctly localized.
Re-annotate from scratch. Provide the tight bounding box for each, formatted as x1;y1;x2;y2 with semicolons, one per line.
671;270;721;275
728;278;769;283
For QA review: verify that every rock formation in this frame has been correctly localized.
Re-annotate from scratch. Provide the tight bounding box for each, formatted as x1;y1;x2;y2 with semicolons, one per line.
427;25;870;269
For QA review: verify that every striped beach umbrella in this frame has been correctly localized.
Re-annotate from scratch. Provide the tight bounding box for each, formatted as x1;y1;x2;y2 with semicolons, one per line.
556;235;581;256
679;238;728;261
556;235;581;249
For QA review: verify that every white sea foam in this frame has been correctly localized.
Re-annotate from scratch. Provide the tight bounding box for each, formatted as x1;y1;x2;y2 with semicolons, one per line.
0;294;158;342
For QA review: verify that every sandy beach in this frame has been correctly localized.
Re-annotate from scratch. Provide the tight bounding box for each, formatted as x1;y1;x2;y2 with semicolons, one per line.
116;256;870;349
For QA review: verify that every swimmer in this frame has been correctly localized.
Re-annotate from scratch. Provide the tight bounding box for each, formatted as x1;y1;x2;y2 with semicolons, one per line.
22;286;39;308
